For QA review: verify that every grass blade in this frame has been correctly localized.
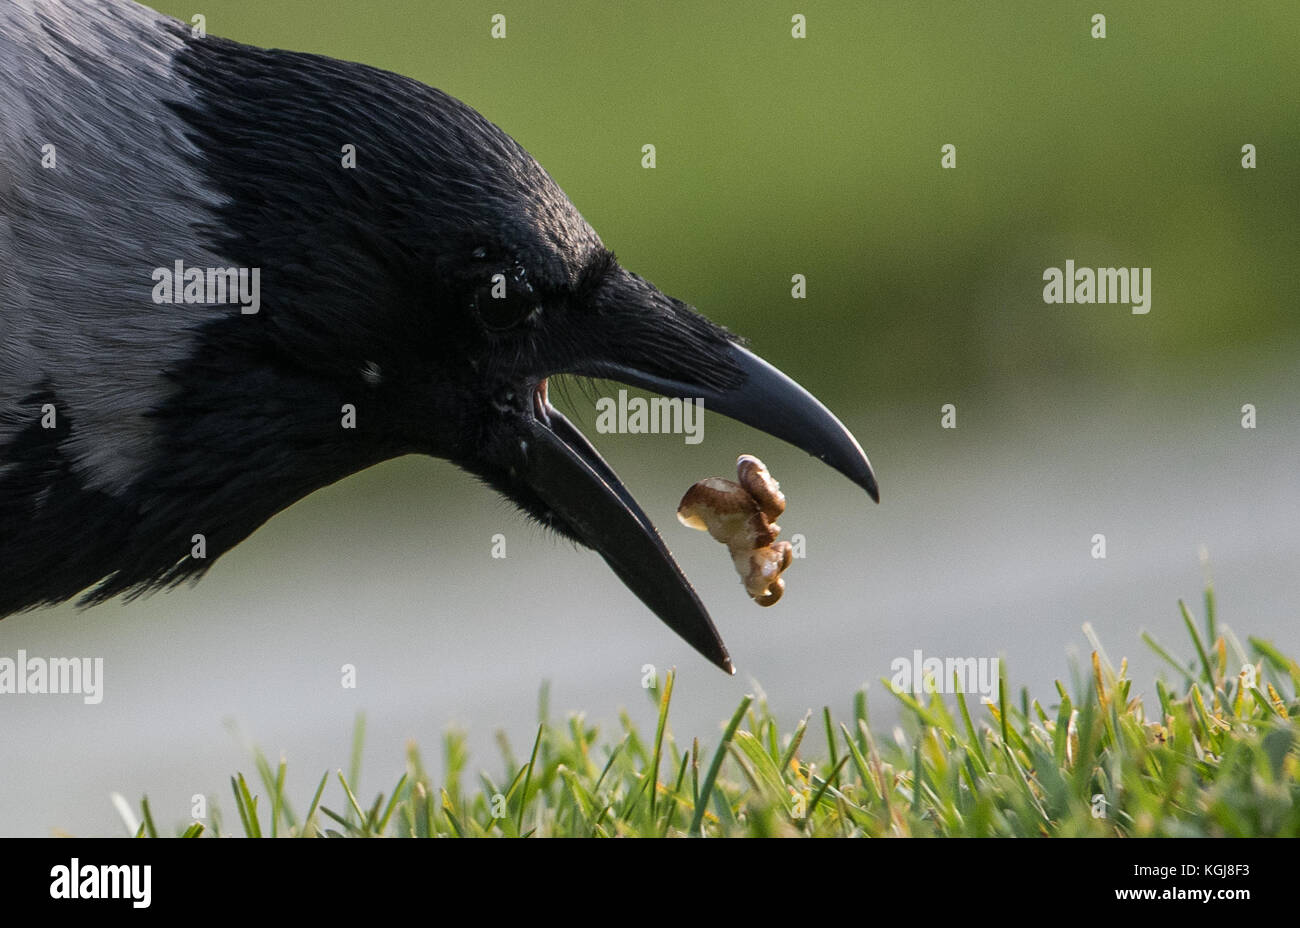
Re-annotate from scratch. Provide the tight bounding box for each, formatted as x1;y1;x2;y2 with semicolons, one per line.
689;695;753;836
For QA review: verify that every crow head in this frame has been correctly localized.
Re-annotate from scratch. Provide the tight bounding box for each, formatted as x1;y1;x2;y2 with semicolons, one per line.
0;6;876;672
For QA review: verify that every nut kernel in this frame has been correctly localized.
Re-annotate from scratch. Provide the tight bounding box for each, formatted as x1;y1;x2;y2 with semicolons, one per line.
677;455;793;607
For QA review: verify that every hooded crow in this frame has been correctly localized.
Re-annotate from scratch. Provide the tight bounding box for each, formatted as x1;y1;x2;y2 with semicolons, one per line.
0;0;878;673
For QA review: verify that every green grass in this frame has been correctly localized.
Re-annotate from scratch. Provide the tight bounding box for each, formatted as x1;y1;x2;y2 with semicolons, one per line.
131;579;1298;837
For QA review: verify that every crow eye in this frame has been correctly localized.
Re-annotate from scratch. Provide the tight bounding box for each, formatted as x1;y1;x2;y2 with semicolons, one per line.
475;265;539;331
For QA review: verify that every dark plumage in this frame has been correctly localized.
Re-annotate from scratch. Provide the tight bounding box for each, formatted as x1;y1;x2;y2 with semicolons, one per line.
0;0;877;672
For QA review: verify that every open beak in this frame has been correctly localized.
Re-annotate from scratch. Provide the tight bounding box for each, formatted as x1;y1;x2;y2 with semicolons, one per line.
513;272;878;674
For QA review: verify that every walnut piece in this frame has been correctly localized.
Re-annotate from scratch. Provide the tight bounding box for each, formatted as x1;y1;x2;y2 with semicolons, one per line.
677;455;793;606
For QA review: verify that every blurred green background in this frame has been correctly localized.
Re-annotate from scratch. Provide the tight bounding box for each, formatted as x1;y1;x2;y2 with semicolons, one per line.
152;0;1299;408
2;1;1297;836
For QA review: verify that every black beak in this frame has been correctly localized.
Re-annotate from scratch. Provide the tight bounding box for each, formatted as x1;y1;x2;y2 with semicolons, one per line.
520;387;735;672
582;342;879;504
514;271;878;673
